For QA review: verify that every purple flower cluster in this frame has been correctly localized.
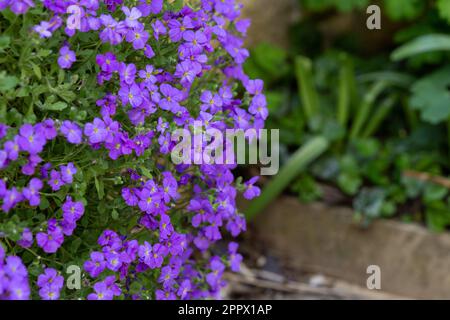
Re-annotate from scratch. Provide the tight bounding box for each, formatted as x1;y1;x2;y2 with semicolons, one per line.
0;0;34;15
37;268;64;300
0;246;30;300
1;0;265;300
36;197;84;253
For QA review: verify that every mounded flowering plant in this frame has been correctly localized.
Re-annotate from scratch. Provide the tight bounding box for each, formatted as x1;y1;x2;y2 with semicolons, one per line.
0;0;266;300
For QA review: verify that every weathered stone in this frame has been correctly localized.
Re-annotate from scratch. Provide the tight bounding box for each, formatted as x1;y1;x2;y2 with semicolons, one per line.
247;196;450;299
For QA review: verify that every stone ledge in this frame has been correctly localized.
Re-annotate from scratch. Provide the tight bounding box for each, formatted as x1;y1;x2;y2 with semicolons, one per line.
246;196;450;299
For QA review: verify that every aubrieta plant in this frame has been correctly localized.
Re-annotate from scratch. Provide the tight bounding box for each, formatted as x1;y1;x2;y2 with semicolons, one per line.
0;0;266;300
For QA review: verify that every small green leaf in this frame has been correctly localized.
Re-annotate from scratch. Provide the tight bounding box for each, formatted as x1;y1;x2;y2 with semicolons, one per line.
111;209;119;220
30;62;42;80
94;176;105;200
41;101;68;111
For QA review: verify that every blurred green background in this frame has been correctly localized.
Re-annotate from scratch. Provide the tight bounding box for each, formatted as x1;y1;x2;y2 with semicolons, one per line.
244;0;450;231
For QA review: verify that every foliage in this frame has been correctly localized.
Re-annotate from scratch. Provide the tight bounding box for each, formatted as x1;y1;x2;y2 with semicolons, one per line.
246;0;450;228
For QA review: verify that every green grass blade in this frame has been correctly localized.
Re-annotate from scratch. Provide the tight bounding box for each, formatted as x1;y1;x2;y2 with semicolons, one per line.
337;54;354;129
350;82;387;140
245;136;329;220
362;95;397;138
295;56;319;125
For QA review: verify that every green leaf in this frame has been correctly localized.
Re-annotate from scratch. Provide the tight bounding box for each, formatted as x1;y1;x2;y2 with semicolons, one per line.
426;201;450;232
94;176;105;200
409;66;450;124
30;62;42;80
383;0;424;21
0;35;10;50
437;0;450;23
0;73;19;92
353;188;386;220
245;136;329;219
111;209;119;220
41;101;68;111
391;34;450;61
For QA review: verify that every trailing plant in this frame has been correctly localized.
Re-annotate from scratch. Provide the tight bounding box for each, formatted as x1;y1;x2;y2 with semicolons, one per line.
0;0;266;300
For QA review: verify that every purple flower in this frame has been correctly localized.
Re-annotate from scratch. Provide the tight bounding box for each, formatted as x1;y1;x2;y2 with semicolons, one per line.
183;30;207;51
0;123;8;139
119;83;143;108
57;45;76;69
60;162;77;184
21;153;42;176
168;16;193;42
38;285;61;300
4;137;21;161
138;65;156;84
33;21;52;38
200;90;223;113
249;94;268;120
177;279;191;300
122;187;139;206
9;0;34;14
98;230;121;247
60;120;83;144
104;251;122;272
228;242;243;272
84;251;106;278
84;118;107;144
38;119;58;140
162;171;178;202
137;188;161;214
245;79;264;95
8;279;30;300
243;176;261;200
36;223;64;254
48;169;63;191
17;228;33;248
159;214;174;240
37;268;64;300
137;0;162;16
118;62;136;85
0;150;7;169
5;256;28;279
151;20;166;40
96;52;119;73
62;196;84;223
175;60;201;87
206;257;225;288
87;281;114;300
22;178;43;206
158;265;178;289
122;6;142;28
18;124;46;154
125;24;149;50
37;268;64;289
99;14;123;45
159;84;183;111
2;187;23;212
236;19;251;35
144;44;155;58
